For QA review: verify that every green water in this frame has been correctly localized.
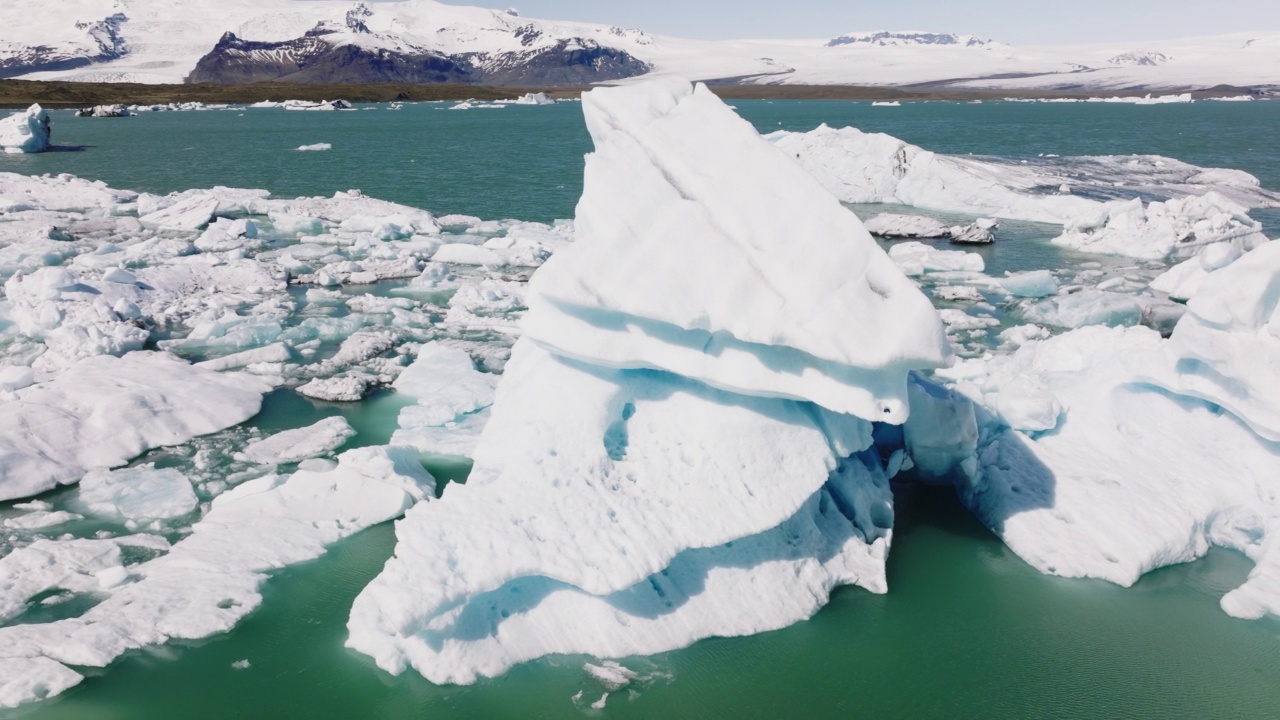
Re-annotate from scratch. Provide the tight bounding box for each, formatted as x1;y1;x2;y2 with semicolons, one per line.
4;99;1280;718
19;486;1280;720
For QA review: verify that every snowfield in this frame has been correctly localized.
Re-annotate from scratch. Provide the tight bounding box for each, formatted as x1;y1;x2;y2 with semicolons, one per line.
0;0;1277;89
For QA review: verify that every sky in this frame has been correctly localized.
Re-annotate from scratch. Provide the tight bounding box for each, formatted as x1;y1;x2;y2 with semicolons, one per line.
447;0;1280;44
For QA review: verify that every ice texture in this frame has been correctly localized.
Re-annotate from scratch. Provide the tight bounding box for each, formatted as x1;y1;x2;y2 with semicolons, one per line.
0;446;434;708
0;105;51;154
524;78;950;422
0;352;271;501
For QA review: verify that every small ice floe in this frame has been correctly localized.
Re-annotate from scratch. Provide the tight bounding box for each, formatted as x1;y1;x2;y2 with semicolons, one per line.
231;659;251;670
863;213;996;244
297;143;332;152
871;100;901;106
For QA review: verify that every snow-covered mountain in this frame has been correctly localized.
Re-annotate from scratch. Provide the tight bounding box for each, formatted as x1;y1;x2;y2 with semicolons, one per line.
1;0;1278;90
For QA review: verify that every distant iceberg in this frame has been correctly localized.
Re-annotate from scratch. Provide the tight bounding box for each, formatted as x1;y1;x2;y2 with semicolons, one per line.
0;104;51;154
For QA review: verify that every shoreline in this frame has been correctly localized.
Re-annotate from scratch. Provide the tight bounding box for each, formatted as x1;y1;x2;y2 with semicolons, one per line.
0;79;1266;108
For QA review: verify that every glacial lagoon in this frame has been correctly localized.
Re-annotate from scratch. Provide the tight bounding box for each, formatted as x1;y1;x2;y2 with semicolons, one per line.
2;98;1279;718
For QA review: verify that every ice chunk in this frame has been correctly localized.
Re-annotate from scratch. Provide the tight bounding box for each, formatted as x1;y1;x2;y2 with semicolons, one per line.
999;270;1059;298
1019;289;1144;329
1054;192;1269;260
1143;241;1280;442
0;352;271;501
1149;240;1251;301
139;194;220;231
525;79;950;422
863;213;952;238
297;143;332;152
75;465;198;522
888;241;985;276
389;343;497;460
237;417;356;465
0;447;433;708
0;105;51;154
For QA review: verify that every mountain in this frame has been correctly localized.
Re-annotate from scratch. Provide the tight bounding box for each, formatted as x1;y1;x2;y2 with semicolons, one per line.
0;0;1277;91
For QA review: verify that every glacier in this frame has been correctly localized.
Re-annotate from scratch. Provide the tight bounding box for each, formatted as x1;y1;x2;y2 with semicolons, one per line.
345;77;950;685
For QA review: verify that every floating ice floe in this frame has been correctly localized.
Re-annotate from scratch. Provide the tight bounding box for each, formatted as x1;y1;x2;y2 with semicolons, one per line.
769;124;1278;259
237;416;356;465
0;104;51;154
499;92;557;106
297;143;332;152
0;446;434;708
390;342;497;461
0;352;271;501
346;77;949;685
74;104;132;118
864;213;997;244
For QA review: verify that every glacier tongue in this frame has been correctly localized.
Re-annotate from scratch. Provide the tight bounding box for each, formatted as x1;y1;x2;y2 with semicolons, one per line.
347;78;948;685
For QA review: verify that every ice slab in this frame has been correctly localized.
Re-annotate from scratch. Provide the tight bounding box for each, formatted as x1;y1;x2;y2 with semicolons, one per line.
0;352;271;501
75;465;199;522
389;343;497;460
237;417;356;465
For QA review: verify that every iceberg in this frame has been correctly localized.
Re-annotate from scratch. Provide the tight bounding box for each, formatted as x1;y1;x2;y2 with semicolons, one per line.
0;104;51;154
347;78;948;685
770;125;1280;224
917;240;1280;622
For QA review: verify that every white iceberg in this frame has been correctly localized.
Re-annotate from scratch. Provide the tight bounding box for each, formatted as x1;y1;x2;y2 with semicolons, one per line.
347;78;948;686
0;104;51;154
75;464;199;522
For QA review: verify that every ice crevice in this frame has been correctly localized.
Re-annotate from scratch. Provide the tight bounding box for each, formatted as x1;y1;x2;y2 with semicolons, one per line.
345;77;951;683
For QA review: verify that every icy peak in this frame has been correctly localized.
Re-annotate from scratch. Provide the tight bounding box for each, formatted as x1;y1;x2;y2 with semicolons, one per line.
1108;50;1173;66
827;31;991;48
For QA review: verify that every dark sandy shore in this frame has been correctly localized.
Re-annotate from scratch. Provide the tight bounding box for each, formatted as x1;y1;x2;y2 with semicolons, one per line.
0;78;1262;108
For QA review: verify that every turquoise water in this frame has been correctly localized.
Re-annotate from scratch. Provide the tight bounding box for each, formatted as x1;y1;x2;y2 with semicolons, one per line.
3;99;1280;719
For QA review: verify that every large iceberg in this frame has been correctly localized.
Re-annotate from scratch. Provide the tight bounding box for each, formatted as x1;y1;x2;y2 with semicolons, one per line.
0;105;50;154
346;78;950;684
